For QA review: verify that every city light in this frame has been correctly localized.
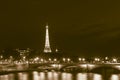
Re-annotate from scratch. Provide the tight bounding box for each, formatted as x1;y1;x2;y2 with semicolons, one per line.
63;58;66;62
94;58;100;62
67;58;70;62
112;58;117;63
79;58;82;61
0;55;120;65
0;55;3;59
54;58;57;62
49;58;51;61
34;57;39;61
82;58;85;61
105;57;108;60
40;59;43;62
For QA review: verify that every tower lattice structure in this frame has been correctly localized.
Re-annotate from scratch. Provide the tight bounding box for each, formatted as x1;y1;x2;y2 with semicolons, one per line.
44;24;52;53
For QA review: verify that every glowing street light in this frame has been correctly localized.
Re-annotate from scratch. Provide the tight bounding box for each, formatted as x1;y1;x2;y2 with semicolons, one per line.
40;58;43;62
94;58;100;63
113;58;117;63
0;55;3;59
34;57;39;61
67;58;70;62
54;58;57;62
97;58;100;61
82;58;85;61
105;57;108;60
95;58;98;61
63;58;66;62
49;58;51;61
79;58;82;61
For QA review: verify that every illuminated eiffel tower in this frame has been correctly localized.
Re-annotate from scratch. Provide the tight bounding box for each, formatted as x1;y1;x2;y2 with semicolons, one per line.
44;24;52;53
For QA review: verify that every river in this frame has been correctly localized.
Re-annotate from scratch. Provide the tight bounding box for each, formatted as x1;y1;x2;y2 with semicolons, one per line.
0;71;119;80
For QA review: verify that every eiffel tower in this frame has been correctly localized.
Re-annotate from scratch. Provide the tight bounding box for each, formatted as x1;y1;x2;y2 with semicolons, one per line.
43;24;52;53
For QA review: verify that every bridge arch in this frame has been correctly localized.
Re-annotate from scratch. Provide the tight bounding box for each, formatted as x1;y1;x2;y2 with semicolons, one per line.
59;64;88;72
29;63;54;69
90;66;120;74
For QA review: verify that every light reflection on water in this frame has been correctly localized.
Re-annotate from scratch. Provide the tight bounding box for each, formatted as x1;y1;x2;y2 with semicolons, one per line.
110;74;119;80
0;74;14;80
0;71;120;80
93;74;102;80
18;73;28;80
61;72;72;80
77;73;87;80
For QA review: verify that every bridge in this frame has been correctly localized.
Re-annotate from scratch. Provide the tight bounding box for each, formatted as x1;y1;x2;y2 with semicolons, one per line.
29;63;120;73
0;62;120;74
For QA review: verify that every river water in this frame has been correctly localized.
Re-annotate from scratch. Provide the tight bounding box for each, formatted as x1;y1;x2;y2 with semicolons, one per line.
0;71;120;80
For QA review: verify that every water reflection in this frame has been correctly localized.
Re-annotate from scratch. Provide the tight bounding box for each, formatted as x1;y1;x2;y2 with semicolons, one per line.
18;73;28;80
47;72;53;80
39;72;45;80
47;72;59;80
61;72;72;80
33;71;39;80
0;74;14;80
77;73;87;80
93;74;102;80
110;74;119;80
0;75;9;80
0;71;120;80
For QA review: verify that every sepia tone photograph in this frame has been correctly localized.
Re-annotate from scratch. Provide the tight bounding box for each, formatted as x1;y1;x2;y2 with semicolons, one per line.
0;0;120;80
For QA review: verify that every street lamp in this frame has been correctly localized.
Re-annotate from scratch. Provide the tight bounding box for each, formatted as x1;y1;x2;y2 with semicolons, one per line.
79;58;82;61
49;58;51;61
95;58;98;61
63;58;66;62
105;57;108;60
0;55;3;59
82;58;85;61
97;58;100;61
94;58;100;63
113;58;117;63
41;58;43;62
67;58;71;62
34;57;39;61
54;58;57;62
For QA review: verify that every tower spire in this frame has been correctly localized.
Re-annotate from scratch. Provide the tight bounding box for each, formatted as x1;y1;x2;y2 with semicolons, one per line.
44;24;52;53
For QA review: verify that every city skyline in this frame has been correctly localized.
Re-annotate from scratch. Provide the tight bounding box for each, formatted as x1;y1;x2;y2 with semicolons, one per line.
0;1;120;57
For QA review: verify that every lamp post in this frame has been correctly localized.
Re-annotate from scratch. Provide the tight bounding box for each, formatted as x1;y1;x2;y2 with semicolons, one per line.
94;58;100;63
0;55;3;64
79;58;82;62
67;58;71;63
63;58;66;63
49;58;51;63
54;58;57;62
40;58;43;63
112;58;117;63
82;58;85;63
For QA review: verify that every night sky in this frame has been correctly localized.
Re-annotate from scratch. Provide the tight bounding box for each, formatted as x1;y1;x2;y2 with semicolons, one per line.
0;0;120;57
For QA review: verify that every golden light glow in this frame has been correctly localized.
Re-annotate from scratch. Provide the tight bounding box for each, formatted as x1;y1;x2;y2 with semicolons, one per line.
111;75;119;80
61;73;72;80
77;73;87;80
63;58;66;61
93;74;102;80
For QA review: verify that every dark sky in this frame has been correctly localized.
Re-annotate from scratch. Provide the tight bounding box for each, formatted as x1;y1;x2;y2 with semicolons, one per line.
0;0;120;57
